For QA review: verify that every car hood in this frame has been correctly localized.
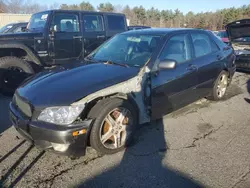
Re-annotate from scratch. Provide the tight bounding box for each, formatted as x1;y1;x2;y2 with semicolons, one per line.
0;32;42;40
17;63;140;107
226;19;250;40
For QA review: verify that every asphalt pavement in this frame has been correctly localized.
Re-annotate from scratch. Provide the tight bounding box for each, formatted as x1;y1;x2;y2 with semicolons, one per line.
0;72;249;188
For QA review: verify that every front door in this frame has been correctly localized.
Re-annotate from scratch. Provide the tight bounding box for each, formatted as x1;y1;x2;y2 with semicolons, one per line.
82;14;106;56
49;12;83;62
151;33;199;120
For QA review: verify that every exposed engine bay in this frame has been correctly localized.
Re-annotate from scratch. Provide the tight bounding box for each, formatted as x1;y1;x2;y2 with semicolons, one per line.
232;42;250;55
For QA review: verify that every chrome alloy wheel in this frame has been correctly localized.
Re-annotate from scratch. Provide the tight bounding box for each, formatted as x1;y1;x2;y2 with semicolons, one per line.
216;74;228;98
99;107;133;149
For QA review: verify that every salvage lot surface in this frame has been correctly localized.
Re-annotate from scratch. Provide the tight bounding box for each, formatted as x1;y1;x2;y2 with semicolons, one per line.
0;72;250;188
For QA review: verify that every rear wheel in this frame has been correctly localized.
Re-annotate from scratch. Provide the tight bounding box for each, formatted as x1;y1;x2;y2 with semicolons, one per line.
88;98;137;155
208;70;229;101
0;56;34;96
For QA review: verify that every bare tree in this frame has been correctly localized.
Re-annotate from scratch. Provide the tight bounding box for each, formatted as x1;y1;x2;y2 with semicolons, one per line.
97;3;114;12
114;4;123;13
79;1;95;11
0;0;7;13
49;3;59;10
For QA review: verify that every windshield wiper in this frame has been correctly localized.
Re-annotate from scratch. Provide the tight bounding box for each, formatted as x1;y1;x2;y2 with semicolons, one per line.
102;60;129;68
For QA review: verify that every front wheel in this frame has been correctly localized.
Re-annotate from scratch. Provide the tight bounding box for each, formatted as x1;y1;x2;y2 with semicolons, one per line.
208;70;229;101
88;98;138;155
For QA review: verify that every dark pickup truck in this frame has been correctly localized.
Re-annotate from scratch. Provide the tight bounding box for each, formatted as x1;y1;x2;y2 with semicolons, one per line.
0;10;128;95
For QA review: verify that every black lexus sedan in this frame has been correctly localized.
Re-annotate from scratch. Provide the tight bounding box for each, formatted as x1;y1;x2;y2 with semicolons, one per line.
9;28;236;157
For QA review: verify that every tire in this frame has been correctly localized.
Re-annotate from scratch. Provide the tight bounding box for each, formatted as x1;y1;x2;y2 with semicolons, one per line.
207;70;229;101
88;98;138;155
0;56;34;96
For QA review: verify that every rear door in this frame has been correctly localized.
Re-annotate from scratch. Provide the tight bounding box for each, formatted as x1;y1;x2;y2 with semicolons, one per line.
151;33;199;119
189;31;222;97
105;14;127;40
82;13;106;56
49;12;83;61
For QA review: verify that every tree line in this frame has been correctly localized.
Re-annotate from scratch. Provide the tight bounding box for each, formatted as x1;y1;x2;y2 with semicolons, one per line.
0;0;58;14
60;2;250;30
0;0;250;30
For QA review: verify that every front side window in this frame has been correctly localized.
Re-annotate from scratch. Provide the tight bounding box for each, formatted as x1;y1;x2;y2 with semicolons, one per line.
159;34;192;64
51;13;80;32
191;33;219;58
88;34;161;67
83;15;103;32
27;11;49;32
107;15;125;30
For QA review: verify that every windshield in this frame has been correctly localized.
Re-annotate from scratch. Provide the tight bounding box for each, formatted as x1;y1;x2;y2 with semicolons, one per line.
88;34;161;67
27;11;49;32
217;31;228;38
0;24;13;33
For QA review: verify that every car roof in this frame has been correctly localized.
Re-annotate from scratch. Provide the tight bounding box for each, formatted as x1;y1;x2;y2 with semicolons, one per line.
129;25;151;28
5;22;28;26
35;9;125;16
123;28;206;36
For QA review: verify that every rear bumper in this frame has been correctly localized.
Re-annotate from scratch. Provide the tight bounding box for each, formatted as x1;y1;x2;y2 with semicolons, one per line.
9;102;93;157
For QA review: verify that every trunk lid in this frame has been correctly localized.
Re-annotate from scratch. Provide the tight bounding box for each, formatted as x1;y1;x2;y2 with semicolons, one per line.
226;19;250;41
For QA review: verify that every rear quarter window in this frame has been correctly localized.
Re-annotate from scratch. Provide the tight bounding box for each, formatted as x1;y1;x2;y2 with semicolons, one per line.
211;34;229;49
107;15;126;31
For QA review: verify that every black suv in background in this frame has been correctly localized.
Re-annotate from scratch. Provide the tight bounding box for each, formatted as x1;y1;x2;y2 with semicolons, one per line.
0;10;127;95
0;22;28;34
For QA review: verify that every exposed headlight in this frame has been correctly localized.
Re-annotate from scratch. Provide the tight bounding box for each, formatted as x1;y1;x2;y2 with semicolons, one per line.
38;105;85;125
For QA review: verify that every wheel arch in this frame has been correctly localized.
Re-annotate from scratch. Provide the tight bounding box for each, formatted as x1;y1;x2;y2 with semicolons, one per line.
83;92;140;146
0;42;42;66
84;92;140;122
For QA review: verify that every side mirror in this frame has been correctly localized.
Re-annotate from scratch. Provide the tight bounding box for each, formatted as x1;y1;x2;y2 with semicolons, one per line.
158;59;177;70
50;25;58;33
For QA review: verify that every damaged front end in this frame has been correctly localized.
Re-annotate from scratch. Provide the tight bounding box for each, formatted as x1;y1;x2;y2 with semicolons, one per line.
73;66;152;125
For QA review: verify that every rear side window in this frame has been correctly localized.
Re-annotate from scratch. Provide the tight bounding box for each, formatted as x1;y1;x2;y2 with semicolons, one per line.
83;15;104;32
191;33;219;58
159;33;192;64
107;15;125;30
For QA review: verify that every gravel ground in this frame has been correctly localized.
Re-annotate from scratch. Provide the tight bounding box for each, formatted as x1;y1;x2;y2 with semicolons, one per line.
0;72;249;188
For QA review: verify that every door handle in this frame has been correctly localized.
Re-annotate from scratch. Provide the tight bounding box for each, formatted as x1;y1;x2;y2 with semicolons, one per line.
97;35;105;39
73;36;83;39
186;64;197;71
